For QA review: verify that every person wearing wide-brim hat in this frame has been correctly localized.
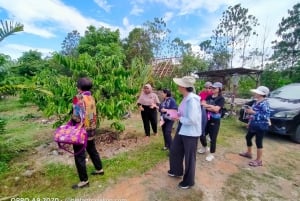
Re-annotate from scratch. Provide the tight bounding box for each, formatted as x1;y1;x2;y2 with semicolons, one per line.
239;86;271;167
167;76;202;189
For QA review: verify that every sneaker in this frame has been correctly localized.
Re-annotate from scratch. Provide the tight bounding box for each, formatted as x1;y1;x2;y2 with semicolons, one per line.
197;147;209;154
167;170;182;177
162;147;168;151
205;154;215;162
72;181;89;189
178;181;193;189
91;169;104;175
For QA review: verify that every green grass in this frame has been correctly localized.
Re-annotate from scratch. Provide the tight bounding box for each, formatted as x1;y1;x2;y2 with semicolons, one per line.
0;96;168;198
218;116;247;147
0;97;53;173
222;150;300;201
1;96;299;200
0;137;167;198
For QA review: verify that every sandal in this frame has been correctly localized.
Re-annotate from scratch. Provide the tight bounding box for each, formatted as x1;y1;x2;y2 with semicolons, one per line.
239;152;252;159
249;160;262;167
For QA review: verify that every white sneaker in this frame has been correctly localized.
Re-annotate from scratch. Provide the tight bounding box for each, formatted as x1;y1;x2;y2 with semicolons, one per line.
206;154;215;162
197;147;209;154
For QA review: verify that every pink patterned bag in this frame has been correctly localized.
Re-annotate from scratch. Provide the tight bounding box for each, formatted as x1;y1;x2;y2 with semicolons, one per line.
54;121;87;155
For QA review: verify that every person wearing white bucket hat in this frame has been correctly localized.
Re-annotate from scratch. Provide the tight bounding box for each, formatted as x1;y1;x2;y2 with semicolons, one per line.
239;85;270;167
168;76;202;189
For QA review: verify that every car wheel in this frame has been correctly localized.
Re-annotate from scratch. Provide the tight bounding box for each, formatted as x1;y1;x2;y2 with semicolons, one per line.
291;125;300;143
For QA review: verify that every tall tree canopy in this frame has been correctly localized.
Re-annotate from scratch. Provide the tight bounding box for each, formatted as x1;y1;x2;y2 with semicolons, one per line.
122;27;153;66
272;3;300;70
20;26;149;130
212;4;259;68
61;30;81;57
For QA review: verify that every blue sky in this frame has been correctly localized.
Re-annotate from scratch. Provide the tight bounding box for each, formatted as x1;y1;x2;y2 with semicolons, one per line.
0;0;298;65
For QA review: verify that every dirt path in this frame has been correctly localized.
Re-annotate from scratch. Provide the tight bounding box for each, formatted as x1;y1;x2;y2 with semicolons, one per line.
89;134;300;201
30;113;299;201
91;151;243;201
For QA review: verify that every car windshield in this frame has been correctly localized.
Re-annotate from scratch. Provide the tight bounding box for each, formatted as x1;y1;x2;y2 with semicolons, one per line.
269;85;300;100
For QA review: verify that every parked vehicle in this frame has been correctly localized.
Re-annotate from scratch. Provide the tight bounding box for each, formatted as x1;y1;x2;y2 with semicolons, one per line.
239;83;300;143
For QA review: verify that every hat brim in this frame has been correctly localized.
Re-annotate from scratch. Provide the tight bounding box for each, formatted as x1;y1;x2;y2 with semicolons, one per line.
173;78;194;88
250;89;265;95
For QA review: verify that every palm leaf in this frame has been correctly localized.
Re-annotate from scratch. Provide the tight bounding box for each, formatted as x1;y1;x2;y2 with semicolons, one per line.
0;20;24;42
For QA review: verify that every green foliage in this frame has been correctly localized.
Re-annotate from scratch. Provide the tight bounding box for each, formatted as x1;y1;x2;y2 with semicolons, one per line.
260;63;292;90
18;26;150;131
177;54;208;76
61;30;81;57
0;20;23;42
12;50;44;77
237;76;256;98
78;25;124;59
122;27;153;66
272;3;300;70
143;17;171;58
211;3;259;69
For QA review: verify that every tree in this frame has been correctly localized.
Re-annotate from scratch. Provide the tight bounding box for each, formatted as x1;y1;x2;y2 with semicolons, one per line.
13;50;43;77
199;39;230;70
61;30;81;57
212;4;259;68
122;28;153;66
20;26;148;131
77;26;124;60
0;20;23;42
177;54;208;76
272;3;300;71
169;37;192;58
143;18;171;58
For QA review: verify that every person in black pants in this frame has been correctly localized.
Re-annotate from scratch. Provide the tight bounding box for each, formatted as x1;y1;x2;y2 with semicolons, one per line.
137;84;160;137
159;89;178;150
168;76;202;189
201;82;225;162
71;77;104;189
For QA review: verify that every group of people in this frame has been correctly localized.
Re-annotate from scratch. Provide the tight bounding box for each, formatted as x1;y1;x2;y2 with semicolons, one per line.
67;76;270;190
137;76;270;189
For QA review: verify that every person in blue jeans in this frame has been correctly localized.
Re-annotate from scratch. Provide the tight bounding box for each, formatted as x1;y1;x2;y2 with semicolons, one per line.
168;76;202;189
159;89;178;150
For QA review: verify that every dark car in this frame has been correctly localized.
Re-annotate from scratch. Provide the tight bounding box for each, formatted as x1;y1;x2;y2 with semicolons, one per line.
239;83;300;143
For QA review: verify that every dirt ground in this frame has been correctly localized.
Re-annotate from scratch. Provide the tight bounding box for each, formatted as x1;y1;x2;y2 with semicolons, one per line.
32;113;300;201
89;137;299;201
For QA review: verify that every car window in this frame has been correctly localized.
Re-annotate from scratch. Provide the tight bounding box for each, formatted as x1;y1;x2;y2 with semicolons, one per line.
269;85;300;100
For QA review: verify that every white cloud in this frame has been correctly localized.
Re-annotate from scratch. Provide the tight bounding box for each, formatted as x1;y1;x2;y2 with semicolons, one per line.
0;44;54;59
163;12;174;22
130;4;144;15
120;17;137;39
94;0;112;13
0;0;118;38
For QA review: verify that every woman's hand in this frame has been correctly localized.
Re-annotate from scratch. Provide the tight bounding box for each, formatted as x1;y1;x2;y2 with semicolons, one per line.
161;108;167;112
139;105;144;111
245;108;255;114
150;103;158;109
